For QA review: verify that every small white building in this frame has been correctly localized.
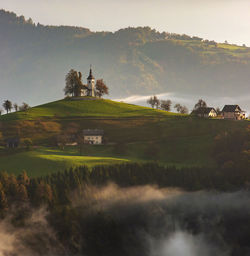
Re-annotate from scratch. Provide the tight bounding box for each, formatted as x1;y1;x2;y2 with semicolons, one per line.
80;67;96;97
83;129;104;145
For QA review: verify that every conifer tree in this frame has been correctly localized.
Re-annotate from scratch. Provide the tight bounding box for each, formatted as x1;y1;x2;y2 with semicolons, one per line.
17;171;30;186
0;172;9;190
17;184;28;202
0;188;8;210
8;174;19;197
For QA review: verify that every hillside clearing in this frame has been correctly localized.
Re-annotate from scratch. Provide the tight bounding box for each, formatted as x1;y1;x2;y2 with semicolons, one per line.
0;147;129;177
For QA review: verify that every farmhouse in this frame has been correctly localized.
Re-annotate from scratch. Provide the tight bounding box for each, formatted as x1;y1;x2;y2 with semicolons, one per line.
5;137;20;148
192;107;217;118
222;105;245;120
83;129;104;144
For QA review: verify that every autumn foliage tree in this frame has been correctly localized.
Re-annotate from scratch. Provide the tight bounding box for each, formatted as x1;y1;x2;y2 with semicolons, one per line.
0;188;7;211
64;69;84;97
95;79;109;98
64;69;77;96
22;138;33;150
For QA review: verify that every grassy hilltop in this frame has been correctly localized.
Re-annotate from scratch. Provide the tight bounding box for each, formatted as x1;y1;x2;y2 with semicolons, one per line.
0;98;179;121
0;98;248;177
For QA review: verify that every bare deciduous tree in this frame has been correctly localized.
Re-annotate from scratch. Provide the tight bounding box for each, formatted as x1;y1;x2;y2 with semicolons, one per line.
174;103;188;114
194;99;207;110
2;100;12;114
160;100;172;111
14;103;19;112
147;96;160;109
19;102;30;111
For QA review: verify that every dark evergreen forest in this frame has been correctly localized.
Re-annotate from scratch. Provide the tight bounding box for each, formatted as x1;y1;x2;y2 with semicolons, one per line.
0;160;250;255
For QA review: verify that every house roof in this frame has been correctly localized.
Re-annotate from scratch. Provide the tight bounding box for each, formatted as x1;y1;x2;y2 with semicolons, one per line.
5;137;20;143
222;105;242;112
192;107;216;115
83;129;104;136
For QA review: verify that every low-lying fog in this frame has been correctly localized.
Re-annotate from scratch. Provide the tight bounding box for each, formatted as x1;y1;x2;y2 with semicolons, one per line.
1;184;250;256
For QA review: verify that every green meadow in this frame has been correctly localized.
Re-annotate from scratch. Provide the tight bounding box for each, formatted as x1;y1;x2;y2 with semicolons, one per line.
0;147;129;177
0;98;181;121
0;98;248;177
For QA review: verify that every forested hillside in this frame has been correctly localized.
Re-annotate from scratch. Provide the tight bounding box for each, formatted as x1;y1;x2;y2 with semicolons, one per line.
1;162;250;255
1;9;250;106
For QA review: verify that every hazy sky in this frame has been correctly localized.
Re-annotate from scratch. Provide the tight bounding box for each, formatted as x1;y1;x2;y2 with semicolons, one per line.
1;0;250;45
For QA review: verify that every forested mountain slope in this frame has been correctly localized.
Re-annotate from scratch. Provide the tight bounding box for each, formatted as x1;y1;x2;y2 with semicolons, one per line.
1;9;250;106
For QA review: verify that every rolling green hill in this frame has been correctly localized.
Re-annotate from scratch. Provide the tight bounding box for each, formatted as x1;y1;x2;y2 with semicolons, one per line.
0;97;180;121
0;97;249;176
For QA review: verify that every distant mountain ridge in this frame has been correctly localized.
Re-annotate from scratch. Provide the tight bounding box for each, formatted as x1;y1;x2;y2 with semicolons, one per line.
0;9;250;107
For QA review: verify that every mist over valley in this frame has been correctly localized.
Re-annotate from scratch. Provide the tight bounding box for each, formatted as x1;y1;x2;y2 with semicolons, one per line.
1;184;250;256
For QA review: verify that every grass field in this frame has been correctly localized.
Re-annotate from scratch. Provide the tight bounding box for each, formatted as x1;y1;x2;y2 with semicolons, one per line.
0;98;182;121
0;147;129;177
178;39;250;58
0;98;248;177
0;139;212;177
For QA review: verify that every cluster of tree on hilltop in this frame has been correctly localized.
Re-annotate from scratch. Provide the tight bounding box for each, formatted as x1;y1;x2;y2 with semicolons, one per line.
0;9;250;106
64;69;109;98
0;100;30;115
146;95;188;113
146;97;216;114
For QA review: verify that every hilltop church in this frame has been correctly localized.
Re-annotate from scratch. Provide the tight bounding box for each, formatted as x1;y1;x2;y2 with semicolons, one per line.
74;67;96;97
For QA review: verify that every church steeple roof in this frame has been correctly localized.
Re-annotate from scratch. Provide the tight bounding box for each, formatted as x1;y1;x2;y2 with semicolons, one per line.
87;65;95;80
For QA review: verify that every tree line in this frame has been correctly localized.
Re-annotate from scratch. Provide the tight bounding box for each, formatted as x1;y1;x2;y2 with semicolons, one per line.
146;96;223;115
0;163;249;255
0;100;30;115
0;152;249;255
0;156;249;213
146;95;189;114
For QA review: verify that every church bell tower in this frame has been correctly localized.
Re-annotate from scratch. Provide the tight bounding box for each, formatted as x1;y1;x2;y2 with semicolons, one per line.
87;65;95;97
